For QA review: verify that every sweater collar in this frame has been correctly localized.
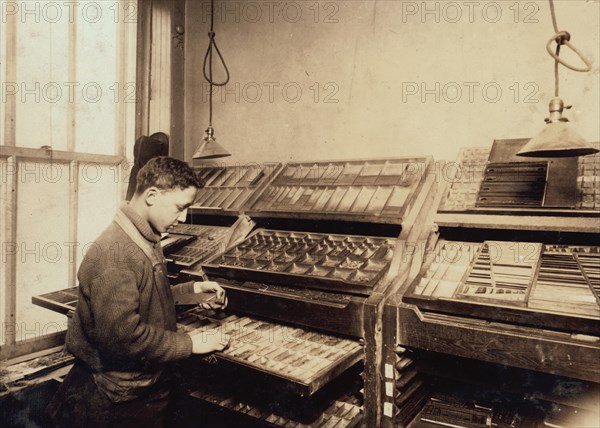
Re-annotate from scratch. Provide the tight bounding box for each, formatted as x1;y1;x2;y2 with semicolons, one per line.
119;202;161;244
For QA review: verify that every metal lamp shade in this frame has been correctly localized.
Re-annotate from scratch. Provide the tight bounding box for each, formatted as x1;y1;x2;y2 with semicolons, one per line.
192;129;231;160
517;97;599;158
517;121;598;158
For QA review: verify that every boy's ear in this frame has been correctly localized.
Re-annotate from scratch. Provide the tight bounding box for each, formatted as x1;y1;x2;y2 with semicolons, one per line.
144;187;160;206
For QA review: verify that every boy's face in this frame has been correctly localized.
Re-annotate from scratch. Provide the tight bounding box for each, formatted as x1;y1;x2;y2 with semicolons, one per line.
147;186;198;233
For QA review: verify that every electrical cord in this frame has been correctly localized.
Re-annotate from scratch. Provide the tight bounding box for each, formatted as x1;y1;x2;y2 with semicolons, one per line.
203;0;230;127
546;0;592;97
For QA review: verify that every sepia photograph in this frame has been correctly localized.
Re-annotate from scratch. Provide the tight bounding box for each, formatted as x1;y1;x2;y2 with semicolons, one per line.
1;0;599;427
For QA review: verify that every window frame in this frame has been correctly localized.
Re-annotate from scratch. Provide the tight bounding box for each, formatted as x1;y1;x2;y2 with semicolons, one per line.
0;1;141;360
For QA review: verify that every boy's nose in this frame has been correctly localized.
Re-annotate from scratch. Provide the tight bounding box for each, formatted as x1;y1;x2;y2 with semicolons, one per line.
177;209;188;223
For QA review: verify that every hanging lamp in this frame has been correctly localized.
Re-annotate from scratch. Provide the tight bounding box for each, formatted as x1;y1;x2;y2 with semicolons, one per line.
193;0;231;159
517;0;597;158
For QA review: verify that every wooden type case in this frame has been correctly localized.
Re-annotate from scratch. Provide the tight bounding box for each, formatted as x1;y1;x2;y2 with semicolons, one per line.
164;223;231;268
203;229;396;297
403;240;600;335
192;163;282;215
177;309;363;397
405;140;600;334
247;157;432;225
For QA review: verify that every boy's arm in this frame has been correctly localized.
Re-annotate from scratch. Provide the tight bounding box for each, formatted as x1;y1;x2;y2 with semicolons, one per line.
88;268;192;364
171;281;195;296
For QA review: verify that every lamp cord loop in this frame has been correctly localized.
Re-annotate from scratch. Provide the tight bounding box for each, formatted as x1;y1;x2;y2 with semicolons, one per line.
203;0;230;127
546;0;592;97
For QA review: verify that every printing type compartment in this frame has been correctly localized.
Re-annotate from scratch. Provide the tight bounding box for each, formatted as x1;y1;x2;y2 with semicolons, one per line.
204;229;395;297
177;308;363;396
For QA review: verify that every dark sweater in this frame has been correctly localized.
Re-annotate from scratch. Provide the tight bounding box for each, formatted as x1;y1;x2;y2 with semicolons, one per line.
66;203;193;373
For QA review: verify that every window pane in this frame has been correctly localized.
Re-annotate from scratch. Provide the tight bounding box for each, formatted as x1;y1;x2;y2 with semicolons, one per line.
15;162;71;341
15;15;69;150
77;163;120;270
75;1;118;155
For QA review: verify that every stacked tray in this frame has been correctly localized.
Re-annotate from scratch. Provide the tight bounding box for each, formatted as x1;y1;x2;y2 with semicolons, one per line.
204;229;396;296
248;158;431;224
389;346;427;427
419;396;495;428
439;147;488;212
476;163;548;207
31;287;79;316
178;308;363;396
529;245;600;314
404;241;600;334
577;144;600;210
165;224;231;268
32;225;234;313
440;140;600;213
455;241;541;304
32;290;363;396
190;387;362;428
193;163;281;213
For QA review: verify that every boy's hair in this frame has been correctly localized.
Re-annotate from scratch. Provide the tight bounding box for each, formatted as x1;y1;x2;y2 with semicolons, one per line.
135;156;204;195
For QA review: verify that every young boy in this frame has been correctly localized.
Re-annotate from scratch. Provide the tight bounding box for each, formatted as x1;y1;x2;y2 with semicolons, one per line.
47;156;229;427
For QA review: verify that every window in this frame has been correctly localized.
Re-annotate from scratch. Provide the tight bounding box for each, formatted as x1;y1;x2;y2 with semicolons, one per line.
1;0;138;358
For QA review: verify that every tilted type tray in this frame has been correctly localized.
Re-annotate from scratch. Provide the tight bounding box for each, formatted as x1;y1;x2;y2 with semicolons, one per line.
403;240;600;334
192;163;282;214
247;157;432;224
32;291;364;397
203;229;396;297
191;387;361;428
164;224;232;268
440;140;600;214
178;308;363;397
32;224;234;313
32;287;79;316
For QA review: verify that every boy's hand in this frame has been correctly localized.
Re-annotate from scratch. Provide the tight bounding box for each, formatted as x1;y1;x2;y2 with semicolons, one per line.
189;332;230;354
193;281;228;310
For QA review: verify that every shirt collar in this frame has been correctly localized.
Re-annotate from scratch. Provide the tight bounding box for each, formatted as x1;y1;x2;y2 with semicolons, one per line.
119;202;161;244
